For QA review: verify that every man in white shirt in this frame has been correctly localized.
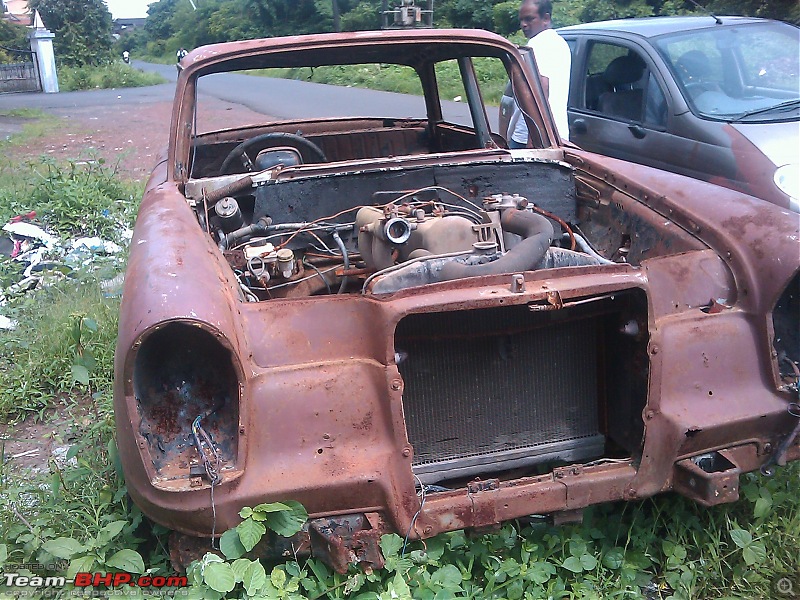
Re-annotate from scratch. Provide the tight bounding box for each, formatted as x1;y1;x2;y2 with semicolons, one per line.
509;0;572;147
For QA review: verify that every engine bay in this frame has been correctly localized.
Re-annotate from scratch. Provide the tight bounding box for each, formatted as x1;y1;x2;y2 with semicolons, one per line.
182;150;712;301
183;152;665;301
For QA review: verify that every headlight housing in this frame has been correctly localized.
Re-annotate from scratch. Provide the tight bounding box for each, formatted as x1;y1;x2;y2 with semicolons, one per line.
772;273;800;392
774;164;799;211
132;321;241;489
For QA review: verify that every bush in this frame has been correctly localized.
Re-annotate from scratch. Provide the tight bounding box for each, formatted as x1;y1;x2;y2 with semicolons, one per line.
57;62;165;92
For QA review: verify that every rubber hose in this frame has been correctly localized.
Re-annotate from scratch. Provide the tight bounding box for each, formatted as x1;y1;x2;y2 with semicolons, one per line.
439;208;553;281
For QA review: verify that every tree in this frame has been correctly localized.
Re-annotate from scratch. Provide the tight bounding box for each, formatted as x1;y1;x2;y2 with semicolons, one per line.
134;0;798;57
340;0;382;30
144;0;181;43
28;0;113;66
0;20;30;63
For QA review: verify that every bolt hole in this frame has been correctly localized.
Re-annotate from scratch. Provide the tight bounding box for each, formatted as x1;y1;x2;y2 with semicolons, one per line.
708;390;713;396
317;448;323;454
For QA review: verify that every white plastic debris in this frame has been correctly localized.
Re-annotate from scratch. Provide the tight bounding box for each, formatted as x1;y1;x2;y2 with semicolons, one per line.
2;222;58;248
70;237;122;254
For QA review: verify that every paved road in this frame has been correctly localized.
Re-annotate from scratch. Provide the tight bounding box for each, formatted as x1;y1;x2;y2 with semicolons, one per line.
0;60;497;126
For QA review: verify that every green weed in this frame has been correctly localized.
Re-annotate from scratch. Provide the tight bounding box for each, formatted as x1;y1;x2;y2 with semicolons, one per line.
255;57;510;106
0;275;120;420
0;390;173;588
0;156;140;242
0;109;60;147
0;156;139;419
176;465;799;599
58;62;165;92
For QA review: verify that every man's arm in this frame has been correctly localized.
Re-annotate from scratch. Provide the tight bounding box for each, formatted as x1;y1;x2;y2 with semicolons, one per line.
539;74;550;100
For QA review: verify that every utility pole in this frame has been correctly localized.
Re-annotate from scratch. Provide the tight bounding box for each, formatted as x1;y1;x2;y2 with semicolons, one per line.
381;0;434;29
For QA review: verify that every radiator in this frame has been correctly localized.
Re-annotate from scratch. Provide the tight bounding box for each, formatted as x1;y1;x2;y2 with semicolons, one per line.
395;304;605;483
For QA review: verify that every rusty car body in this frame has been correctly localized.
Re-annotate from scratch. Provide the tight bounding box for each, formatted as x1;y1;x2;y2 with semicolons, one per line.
113;28;800;572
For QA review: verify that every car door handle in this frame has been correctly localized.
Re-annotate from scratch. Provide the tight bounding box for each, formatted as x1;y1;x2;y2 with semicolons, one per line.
628;124;646;139
571;118;587;135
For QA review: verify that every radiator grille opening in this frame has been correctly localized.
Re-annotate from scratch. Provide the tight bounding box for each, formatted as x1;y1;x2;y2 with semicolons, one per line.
395;292;647;483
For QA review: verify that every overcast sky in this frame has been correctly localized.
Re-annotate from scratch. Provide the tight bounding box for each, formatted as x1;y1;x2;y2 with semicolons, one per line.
105;0;152;19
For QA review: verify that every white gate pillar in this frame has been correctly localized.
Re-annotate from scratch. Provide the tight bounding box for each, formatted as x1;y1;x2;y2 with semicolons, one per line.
28;11;59;93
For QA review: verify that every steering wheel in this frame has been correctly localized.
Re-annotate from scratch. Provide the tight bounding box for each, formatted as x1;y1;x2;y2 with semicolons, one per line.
219;132;327;175
684;81;721;100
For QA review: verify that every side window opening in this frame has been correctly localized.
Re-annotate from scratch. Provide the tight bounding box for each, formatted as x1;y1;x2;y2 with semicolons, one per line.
585;41;666;127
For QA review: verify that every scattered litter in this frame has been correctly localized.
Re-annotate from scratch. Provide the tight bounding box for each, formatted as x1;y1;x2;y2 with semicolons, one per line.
2;221;58;248
9;449;39;460
51;445;78;468
0;214;128;322
101;272;125;298
65;236;123;268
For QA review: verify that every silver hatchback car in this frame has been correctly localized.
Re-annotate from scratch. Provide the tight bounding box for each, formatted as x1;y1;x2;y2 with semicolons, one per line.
557;16;799;212
500;17;800;211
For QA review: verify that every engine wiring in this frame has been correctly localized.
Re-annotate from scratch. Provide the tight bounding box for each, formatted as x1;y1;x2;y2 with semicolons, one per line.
272;185;482;250
265;264;339;291
529;204;576;251
386;185;484;213
226;183;594;298
402;473;427;557
302;259;333;294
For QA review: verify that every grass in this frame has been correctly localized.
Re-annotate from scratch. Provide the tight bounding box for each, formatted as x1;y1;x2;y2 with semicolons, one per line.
253;57;510;106
58;61;166;92
0;155;139;421
0;108;60;146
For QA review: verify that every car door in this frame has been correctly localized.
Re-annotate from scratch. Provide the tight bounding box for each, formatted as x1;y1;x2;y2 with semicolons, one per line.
565;34;677;171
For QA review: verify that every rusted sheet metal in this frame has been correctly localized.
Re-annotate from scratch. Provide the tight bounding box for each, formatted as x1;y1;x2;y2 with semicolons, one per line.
568;149;800;314
673;452;741;506
643;250;736;317
117;258;794;538
309;515;385;574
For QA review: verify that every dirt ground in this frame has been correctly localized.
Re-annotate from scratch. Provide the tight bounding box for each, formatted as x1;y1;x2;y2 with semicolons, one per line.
0;89;270;473
3;101;172;180
3;94;271;181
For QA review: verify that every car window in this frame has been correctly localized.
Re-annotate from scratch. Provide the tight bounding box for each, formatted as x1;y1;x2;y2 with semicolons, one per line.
194;64;428;135
655;22;800;121
582;41;666;127
434;57;507;130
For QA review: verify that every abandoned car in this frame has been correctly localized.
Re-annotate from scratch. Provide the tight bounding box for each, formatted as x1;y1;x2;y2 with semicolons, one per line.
113;29;800;572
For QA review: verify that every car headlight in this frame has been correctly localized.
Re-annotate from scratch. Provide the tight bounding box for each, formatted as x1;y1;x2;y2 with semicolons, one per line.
772;273;799;393
774;164;799;211
132;321;241;489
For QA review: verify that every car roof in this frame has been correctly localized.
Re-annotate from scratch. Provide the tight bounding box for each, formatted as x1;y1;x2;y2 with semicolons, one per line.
183;28;520;77
558;15;771;39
